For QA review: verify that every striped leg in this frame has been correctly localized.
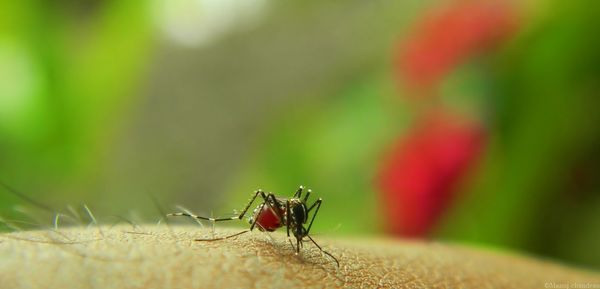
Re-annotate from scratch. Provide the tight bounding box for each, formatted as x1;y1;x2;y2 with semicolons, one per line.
167;189;265;222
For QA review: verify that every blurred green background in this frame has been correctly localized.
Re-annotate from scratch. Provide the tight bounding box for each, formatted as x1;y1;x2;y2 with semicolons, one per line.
1;0;599;271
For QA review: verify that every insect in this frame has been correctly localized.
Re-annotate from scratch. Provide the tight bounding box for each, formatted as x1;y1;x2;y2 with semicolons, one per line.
167;186;339;267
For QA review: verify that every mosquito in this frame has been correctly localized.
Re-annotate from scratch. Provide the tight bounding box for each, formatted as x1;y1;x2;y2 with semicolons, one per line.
167;186;339;267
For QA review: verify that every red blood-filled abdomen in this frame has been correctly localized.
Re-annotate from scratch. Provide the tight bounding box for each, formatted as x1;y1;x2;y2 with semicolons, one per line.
255;206;283;232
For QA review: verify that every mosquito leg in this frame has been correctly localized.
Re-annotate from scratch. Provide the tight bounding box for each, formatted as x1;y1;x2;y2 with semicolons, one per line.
265;193;288;238
288;238;296;252
306;234;339;267
249;201;266;231
254;222;277;243
305;198;322;235
286;200;291;237
167;189;265;222
174;206;205;228
249;192;283;231
195;230;249;241
293;186;304;198
303;188;311;203
237;189;266;219
166;212;240;222
265;193;285;222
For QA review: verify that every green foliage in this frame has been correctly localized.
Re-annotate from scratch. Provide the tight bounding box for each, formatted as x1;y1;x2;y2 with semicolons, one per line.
439;0;600;267
0;1;154;221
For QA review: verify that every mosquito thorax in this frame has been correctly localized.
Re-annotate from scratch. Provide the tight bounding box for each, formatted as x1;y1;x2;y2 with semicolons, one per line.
288;199;308;224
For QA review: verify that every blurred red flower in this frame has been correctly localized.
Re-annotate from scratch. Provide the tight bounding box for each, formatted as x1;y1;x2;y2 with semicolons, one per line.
378;112;486;237
396;1;517;96
377;0;517;237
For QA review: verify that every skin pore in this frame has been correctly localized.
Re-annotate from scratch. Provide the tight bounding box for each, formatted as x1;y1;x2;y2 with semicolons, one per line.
1;225;599;288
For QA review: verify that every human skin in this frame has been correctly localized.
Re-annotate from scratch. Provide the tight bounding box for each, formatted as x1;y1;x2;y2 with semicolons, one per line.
0;225;599;289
